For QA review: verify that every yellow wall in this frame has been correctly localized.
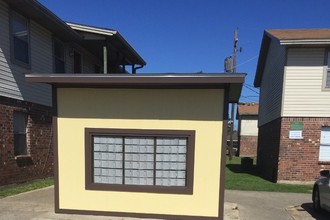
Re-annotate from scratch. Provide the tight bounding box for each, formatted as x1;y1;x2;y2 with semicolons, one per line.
56;88;224;217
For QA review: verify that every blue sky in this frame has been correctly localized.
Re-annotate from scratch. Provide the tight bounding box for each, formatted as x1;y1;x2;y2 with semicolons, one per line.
38;0;330;103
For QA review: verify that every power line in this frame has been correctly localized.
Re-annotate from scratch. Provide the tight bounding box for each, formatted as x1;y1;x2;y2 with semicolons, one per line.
244;84;260;94
225;54;259;71
235;55;259;68
244;83;258;89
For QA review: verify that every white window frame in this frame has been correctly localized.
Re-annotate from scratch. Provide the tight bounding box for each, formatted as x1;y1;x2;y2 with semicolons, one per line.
319;126;330;161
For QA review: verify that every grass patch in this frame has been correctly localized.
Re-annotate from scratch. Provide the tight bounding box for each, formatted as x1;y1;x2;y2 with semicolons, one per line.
225;157;313;193
0;178;54;198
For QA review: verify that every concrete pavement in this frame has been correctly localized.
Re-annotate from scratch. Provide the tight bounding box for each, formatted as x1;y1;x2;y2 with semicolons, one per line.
1;186;329;220
0;186;239;220
225;190;329;220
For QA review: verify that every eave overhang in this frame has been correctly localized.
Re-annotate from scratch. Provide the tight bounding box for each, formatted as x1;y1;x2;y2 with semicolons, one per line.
26;73;245;103
67;22;146;66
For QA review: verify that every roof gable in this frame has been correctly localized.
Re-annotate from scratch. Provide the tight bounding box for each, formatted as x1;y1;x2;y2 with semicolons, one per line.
254;28;330;87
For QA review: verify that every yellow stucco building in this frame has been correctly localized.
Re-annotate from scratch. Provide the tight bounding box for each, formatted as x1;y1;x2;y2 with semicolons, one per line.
27;73;244;220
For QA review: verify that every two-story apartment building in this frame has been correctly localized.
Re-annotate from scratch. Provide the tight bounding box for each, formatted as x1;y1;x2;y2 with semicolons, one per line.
254;29;330;182
236;102;259;157
0;0;145;185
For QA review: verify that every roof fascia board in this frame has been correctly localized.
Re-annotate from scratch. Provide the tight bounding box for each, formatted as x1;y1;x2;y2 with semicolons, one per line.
66;22;116;36
25;73;246;84
113;33;147;65
279;39;330;45
26;73;245;103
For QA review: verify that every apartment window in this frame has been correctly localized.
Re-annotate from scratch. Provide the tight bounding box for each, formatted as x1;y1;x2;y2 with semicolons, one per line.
326;51;330;88
85;128;195;194
11;12;30;65
53;39;65;73
13;112;28;156
73;50;82;73
319;127;330;161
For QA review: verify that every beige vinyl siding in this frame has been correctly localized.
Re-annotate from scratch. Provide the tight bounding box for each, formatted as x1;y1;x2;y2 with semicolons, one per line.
282;48;330;117
240;116;258;136
258;39;286;126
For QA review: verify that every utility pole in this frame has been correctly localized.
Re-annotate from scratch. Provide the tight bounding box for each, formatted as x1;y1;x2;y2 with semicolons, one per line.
229;28;238;160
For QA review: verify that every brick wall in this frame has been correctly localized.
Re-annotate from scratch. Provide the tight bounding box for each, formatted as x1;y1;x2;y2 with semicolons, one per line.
257;118;281;182
277;117;330;182
0;96;53;185
239;135;257;157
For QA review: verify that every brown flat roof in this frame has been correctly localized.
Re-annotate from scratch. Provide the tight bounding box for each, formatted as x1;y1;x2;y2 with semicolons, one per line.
26;73;245;103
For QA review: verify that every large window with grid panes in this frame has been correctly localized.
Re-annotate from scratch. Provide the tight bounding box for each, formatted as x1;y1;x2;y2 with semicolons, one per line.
85;128;195;194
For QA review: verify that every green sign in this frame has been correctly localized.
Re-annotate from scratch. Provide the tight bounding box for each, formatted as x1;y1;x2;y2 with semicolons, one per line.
290;122;303;131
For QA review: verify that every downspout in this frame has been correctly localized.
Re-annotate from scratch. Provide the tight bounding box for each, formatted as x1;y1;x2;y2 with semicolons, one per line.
132;64;144;74
103;45;107;74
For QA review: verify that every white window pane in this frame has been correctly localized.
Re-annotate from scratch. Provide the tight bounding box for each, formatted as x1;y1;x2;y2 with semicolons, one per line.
319;145;330;161
94;168;101;176
321;127;330;144
179;139;187;146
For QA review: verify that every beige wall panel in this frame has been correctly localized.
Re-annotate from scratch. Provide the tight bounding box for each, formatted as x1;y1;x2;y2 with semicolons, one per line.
56;88;224;217
240;118;258;136
283;48;329;117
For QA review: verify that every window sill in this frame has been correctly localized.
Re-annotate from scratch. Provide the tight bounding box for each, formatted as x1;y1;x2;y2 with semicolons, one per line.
86;182;193;195
15;155;31;160
318;161;330;165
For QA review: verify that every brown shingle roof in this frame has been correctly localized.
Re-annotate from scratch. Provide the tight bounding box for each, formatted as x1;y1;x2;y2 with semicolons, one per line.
237;103;259;116
266;29;330;40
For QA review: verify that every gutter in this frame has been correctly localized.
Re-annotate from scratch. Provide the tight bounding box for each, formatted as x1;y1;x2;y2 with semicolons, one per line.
280;39;330;45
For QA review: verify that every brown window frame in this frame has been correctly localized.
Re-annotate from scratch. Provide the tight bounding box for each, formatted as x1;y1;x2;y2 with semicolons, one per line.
85;128;195;194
